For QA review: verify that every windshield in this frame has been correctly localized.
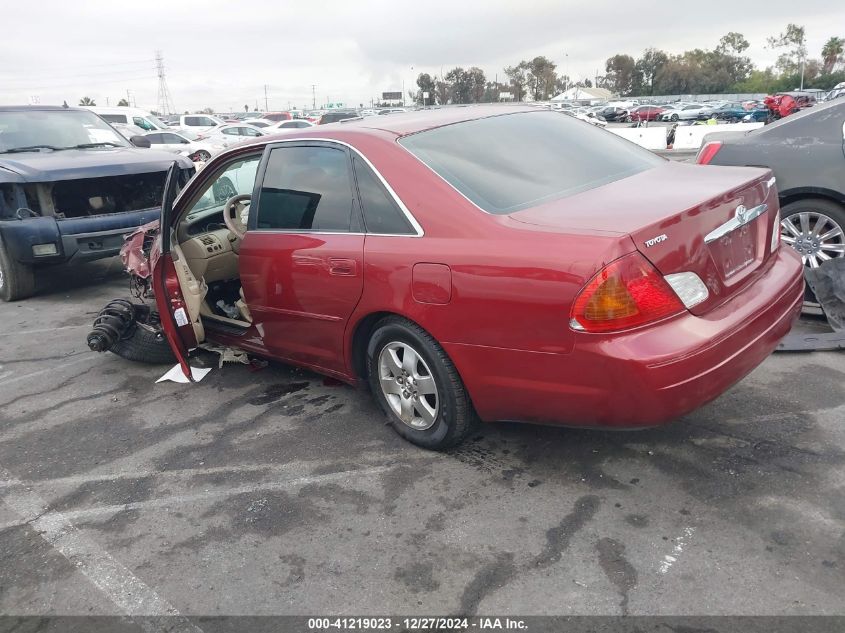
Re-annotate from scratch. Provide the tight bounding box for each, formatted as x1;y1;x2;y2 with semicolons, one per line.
147;114;169;129
399;110;663;214
0;109;129;152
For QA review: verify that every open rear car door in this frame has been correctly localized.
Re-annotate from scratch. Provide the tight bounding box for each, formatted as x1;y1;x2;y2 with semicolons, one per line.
152;162;202;380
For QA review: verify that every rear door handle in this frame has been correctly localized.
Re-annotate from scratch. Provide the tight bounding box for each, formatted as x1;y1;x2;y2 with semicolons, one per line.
329;258;357;276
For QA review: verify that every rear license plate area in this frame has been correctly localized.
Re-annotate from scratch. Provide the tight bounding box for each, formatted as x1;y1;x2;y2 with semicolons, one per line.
711;222;758;279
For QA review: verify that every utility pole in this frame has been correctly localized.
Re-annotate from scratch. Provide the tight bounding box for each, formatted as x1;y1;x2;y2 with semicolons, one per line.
155;50;174;115
312;84;316;110
264;84;269;111
800;55;805;90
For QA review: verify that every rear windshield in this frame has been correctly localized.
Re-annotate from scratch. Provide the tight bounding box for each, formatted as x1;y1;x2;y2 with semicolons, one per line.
399;110;663;214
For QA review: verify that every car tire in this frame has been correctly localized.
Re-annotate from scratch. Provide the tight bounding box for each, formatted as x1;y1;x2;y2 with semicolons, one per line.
366;316;477;450
109;309;176;364
781;199;845;305
670;114;679;121
195;150;211;161
0;236;36;302
625;116;633;123
781;199;845;267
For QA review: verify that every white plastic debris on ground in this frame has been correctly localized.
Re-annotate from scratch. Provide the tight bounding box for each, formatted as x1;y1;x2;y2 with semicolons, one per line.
199;342;251;368
155;365;212;384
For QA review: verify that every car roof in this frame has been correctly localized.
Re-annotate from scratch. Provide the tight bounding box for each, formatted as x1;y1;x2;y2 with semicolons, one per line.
334;104;537;136
0;105;86;112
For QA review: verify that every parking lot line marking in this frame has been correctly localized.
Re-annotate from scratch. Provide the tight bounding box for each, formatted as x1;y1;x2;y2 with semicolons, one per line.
0;354;99;388
0;466;203;633
0;459;421;491
12;465;393;525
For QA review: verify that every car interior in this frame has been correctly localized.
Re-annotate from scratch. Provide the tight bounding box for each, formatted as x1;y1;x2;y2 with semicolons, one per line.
169;145;367;345
170;154;261;344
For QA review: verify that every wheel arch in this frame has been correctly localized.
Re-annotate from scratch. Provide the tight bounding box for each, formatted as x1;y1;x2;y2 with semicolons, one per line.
349;310;436;381
779;187;845;210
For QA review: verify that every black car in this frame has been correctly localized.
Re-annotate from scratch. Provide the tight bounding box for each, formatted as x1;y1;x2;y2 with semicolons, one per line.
597;106;629;122
0;106;194;301
698;100;845;271
318;111;360;124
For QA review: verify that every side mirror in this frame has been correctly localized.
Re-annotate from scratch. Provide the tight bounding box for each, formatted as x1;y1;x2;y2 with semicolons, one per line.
130;135;151;148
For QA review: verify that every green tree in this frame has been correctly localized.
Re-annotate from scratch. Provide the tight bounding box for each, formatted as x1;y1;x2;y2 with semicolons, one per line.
636;48;669;95
527;56;557;101
434;77;449;105
604;54;641;95
504;62;529;102
78;96;96;106
717;32;750;55
466;67;487;103
116;98;129;107
767;24;807;75
821;36;844;74
416;73;436;104
445;67;470;103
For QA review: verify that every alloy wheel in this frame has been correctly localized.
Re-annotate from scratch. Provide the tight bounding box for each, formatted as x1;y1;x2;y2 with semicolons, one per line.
378;341;439;430
781;211;845;268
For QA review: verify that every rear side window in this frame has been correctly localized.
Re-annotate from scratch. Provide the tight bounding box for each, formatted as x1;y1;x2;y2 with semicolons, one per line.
352;156;414;235
399;111;663;214
256;145;354;231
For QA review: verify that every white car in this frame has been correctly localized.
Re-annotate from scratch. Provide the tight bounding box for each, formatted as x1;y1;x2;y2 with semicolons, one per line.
202;123;265;141
143;130;226;161
263;119;315;132
110;123;148;141
660;104;709;121
241;118;275;129
178;113;226;132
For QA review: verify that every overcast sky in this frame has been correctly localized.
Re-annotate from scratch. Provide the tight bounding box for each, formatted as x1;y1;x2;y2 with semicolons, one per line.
1;0;842;113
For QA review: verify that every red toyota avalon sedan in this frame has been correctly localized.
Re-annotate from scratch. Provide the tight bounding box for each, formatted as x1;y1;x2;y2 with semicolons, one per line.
93;106;804;449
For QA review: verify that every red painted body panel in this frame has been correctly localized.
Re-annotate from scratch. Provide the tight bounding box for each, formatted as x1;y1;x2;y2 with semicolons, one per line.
239;231;364;376
412;263;452;305
443;247;803;426
150;108;806;429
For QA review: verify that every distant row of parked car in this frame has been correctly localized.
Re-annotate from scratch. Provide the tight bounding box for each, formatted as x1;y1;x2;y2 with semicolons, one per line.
554;88;841;125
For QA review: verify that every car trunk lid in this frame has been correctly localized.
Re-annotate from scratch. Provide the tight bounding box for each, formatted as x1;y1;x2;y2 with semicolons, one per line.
509;162;780;315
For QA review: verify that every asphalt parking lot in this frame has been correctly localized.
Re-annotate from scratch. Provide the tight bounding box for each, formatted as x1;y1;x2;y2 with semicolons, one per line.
0;260;843;618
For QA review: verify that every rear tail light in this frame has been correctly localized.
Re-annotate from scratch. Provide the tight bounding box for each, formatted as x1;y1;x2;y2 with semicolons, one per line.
570;253;685;333
771;209;781;252
696;141;723;165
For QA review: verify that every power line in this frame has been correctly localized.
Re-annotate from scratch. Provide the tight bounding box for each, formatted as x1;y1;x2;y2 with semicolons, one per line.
0;66;156;86
0;75;158;92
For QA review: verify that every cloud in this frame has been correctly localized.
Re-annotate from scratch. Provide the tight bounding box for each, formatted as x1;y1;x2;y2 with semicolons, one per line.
0;0;841;111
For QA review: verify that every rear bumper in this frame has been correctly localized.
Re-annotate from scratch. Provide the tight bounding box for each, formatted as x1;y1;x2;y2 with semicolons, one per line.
445;247;805;428
0;208;160;265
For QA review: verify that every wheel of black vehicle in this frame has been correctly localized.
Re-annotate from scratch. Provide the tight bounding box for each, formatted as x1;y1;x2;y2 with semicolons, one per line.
0;236;36;302
780;199;845;270
780;199;845;304
109;315;176;364
367;316;477;450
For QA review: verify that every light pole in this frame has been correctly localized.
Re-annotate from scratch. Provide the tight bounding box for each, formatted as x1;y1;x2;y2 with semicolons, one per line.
563;52;569;94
